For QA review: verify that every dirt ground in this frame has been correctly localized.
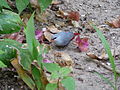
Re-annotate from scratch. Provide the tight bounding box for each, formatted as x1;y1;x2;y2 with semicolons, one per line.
0;0;120;90
50;0;120;90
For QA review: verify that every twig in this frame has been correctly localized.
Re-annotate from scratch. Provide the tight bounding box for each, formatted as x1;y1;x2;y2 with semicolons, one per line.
89;58;120;75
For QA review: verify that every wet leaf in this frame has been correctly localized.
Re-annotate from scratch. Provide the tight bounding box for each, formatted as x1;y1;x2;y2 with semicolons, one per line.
75;35;89;52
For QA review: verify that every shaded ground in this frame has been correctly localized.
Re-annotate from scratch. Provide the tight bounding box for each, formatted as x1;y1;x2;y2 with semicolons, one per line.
0;0;120;90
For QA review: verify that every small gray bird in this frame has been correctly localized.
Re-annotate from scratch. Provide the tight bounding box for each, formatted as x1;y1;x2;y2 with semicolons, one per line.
51;32;75;47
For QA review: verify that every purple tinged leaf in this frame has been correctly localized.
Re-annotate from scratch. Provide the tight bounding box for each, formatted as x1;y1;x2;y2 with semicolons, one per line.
43;59;53;63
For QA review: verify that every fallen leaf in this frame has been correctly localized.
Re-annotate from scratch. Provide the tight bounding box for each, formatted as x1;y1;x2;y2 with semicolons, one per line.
86;53;100;60
47;25;61;33
56;10;69;18
54;52;74;67
35;29;44;43
56;10;80;21
67;11;80;21
3;32;24;43
44;31;52;42
75;35;89;52
106;16;120;28
11;58;35;90
43;59;53;63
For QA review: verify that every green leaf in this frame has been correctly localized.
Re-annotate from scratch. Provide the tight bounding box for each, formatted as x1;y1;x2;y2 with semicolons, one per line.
46;83;57;90
31;63;43;90
0;61;7;68
0;39;33;70
51;71;60;79
59;67;71;77
61;77;75;90
0;50;5;54
90;23;117;81
19;49;33;71
0;0;10;9
0;39;22;66
16;0;29;14
25;12;39;60
43;63;60;72
0;10;22;34
38;0;52;13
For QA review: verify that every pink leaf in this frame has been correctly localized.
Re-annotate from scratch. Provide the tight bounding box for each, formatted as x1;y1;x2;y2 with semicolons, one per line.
75;35;89;52
35;29;44;43
43;59;53;63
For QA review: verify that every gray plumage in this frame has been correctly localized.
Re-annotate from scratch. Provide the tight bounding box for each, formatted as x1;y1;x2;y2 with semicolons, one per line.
52;32;74;46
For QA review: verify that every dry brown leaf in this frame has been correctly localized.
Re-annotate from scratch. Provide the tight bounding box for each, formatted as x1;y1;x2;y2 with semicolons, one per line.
44;31;52;42
54;52;74;67
21;13;31;24
56;10;69;18
86;53;108;61
67;11;80;21
47;25;61;33
3;32;24;43
86;53;100;60
106;17;120;28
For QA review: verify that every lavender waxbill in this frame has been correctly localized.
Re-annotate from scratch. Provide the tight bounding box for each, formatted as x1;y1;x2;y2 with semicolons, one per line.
52;32;74;47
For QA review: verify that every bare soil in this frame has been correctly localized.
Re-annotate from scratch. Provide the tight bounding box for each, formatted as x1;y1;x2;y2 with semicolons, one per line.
0;0;120;90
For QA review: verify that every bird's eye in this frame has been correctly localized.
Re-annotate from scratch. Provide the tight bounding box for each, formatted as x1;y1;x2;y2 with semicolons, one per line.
51;37;57;40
